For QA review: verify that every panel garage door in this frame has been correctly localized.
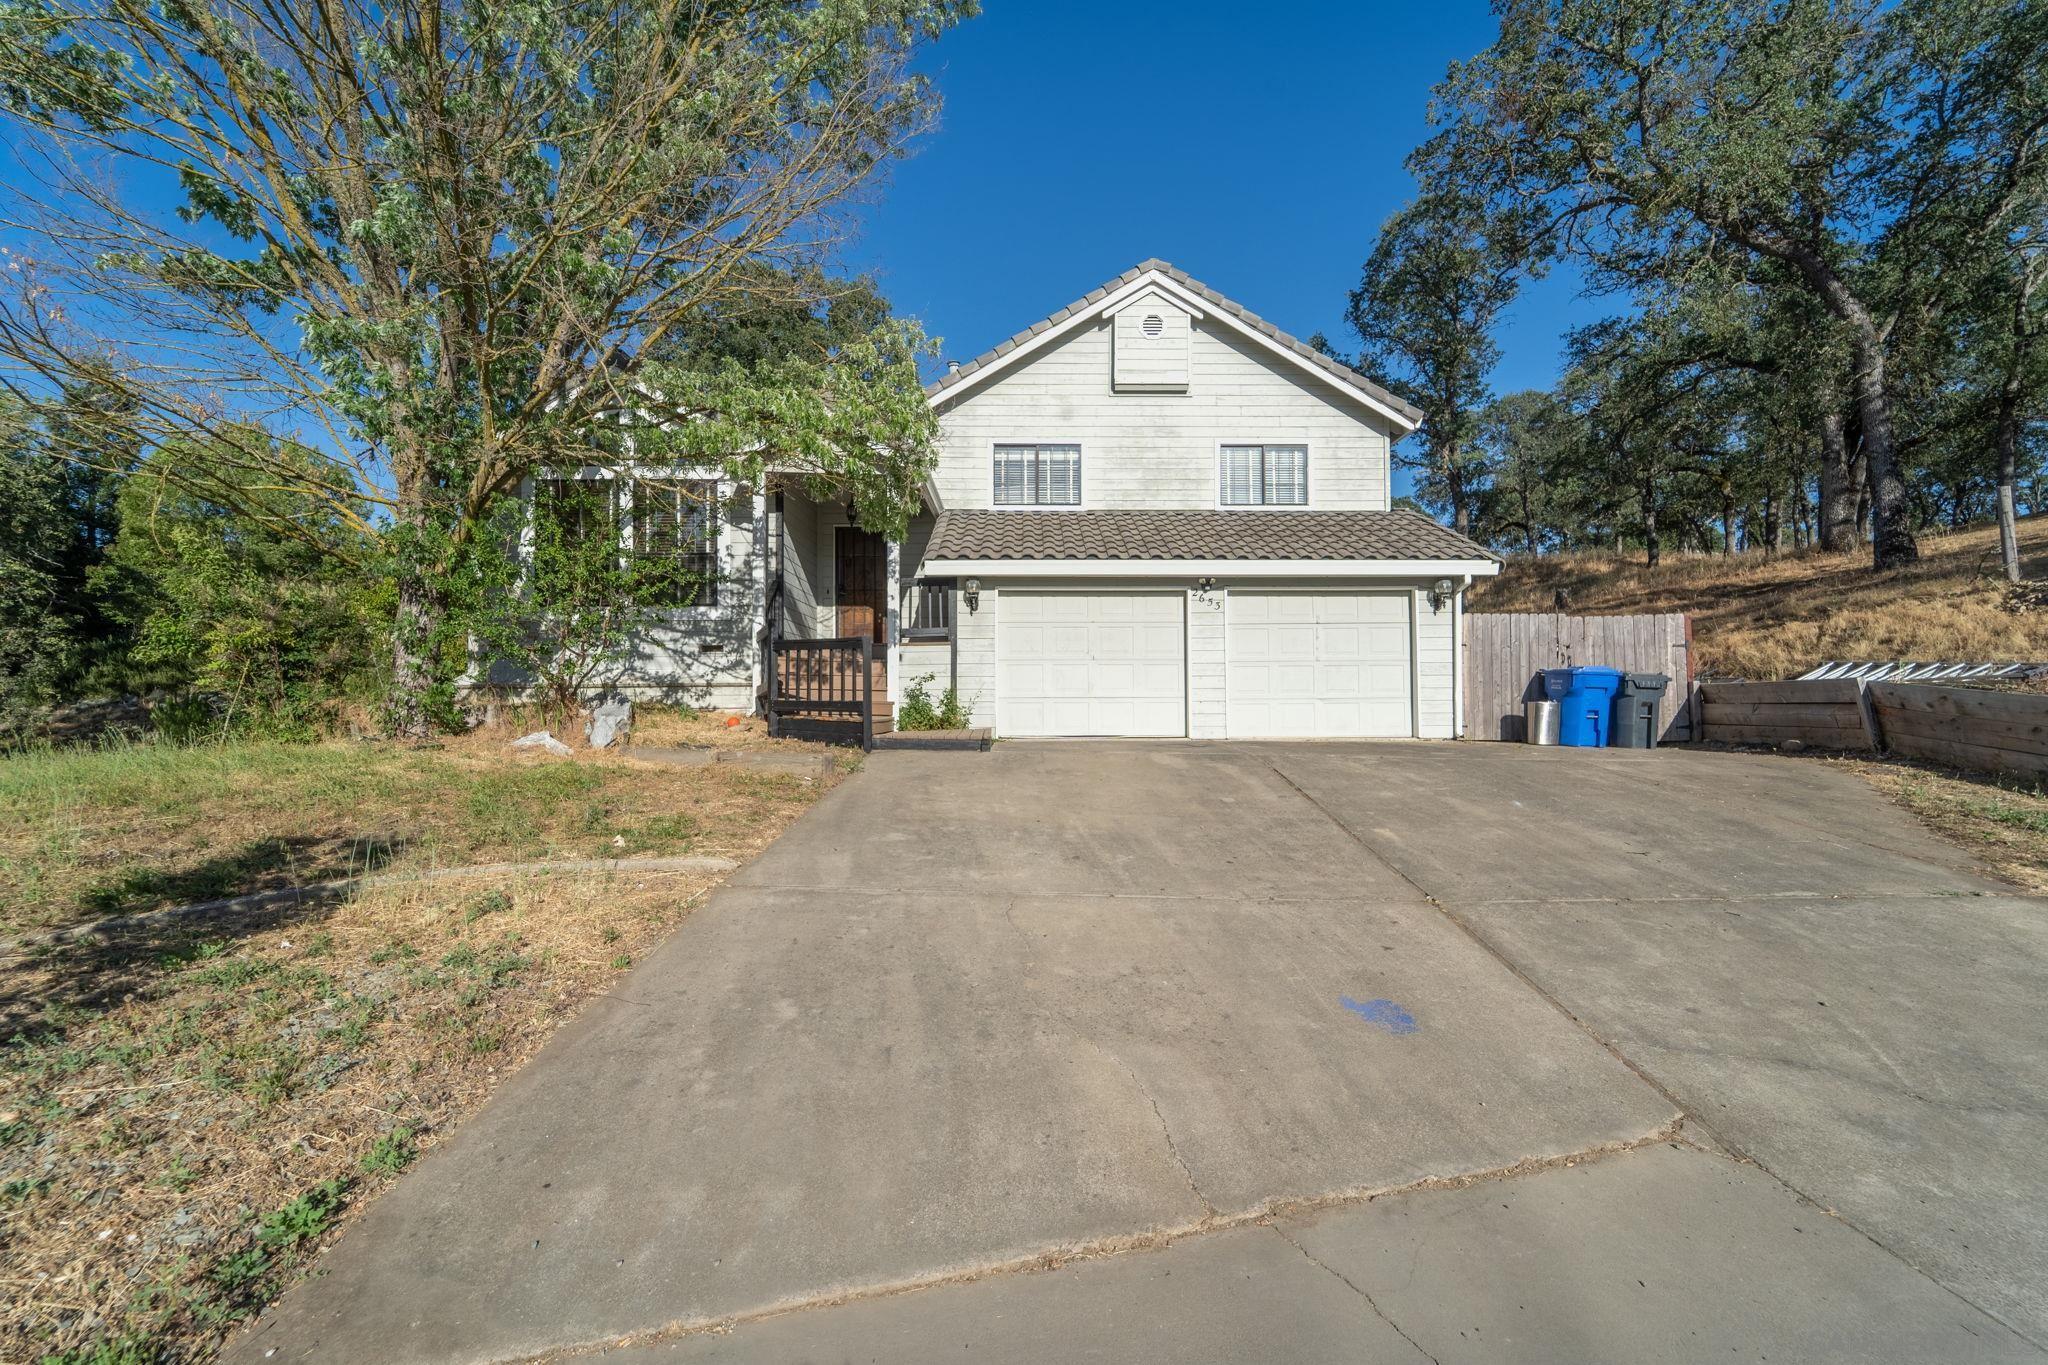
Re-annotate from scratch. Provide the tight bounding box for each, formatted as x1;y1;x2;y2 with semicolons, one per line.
998;591;1186;737
1227;592;1412;738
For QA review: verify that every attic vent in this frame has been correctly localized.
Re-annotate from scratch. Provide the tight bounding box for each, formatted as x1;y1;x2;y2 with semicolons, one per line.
1142;314;1164;338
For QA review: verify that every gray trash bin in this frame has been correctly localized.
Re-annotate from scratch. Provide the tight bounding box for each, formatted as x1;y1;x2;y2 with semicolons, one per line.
1610;673;1671;748
1524;699;1561;745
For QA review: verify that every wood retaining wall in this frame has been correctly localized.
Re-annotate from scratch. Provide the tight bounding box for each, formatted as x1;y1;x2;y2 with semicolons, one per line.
1697;678;2048;780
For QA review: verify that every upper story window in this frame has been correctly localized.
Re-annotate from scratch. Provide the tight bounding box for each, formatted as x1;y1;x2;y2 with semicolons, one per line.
1219;444;1308;506
993;443;1081;506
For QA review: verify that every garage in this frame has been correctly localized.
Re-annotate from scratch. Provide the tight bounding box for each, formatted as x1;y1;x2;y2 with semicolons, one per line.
1227;591;1412;738
997;590;1186;737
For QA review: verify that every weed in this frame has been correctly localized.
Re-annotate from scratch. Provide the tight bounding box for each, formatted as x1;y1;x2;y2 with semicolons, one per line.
255;1178;350;1251
609;953;632;970
303;932;334;956
464;890;512;924
369;939;419;965
359;1125;417;1177
41;1332;158;1365
3;1175;51;1202
159;1155;199;1192
600;925;620;945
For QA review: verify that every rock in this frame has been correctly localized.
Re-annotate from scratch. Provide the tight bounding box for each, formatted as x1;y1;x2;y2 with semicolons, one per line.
510;730;572;757
587;697;632;749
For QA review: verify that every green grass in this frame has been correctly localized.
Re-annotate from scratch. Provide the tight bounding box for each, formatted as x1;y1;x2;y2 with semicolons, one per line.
0;736;744;935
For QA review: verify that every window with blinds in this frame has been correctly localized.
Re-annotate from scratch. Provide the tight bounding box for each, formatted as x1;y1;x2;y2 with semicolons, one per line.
632;479;720;607
1218;445;1308;506
993;443;1082;506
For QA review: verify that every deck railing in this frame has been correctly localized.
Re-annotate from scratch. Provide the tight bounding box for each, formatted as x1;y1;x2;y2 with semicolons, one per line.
901;578;954;643
767;636;875;750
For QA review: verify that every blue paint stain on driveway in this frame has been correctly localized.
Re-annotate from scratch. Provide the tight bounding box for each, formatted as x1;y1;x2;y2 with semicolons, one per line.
1341;997;1419;1035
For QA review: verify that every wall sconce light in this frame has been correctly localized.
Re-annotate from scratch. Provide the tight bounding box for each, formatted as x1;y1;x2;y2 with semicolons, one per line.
963;577;981;613
1195;575;1218;594
1428;577;1456;612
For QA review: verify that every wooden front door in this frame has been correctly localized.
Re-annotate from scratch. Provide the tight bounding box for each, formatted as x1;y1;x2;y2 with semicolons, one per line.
835;526;887;643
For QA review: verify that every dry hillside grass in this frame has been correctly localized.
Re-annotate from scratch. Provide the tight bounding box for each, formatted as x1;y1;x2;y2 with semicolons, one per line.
1472;515;2048;680
0;721;845;1363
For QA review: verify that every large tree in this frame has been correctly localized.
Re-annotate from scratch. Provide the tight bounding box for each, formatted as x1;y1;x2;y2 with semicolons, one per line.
1339;191;1519;538
0;0;965;734
1421;0;2048;571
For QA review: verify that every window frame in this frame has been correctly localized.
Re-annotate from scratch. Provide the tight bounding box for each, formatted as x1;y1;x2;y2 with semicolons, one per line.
1215;442;1311;508
991;440;1085;508
528;469;724;614
631;476;722;610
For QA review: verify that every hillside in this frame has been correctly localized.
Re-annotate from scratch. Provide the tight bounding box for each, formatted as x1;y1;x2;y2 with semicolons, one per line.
1471;516;2048;681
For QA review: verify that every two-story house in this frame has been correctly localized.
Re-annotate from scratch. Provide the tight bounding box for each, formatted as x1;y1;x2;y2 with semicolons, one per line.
529;260;1500;739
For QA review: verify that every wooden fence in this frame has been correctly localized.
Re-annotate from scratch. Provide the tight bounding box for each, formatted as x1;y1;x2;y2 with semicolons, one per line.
1464;612;1694;742
1696;678;2048;779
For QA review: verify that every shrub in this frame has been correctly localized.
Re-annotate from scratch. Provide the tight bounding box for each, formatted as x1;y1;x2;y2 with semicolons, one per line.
897;673;968;731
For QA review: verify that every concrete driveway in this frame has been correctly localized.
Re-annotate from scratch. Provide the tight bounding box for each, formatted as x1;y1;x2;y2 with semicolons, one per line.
229;743;2048;1364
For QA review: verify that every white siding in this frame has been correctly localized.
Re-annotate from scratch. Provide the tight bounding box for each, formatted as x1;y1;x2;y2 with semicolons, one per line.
1112;292;1191;392
779;494;825;639
930;319;1395;512
1188;589;1227;739
955;585;999;729
1415;589;1456;739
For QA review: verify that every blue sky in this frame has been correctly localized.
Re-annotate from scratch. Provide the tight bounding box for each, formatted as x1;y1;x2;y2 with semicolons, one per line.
842;0;1605;494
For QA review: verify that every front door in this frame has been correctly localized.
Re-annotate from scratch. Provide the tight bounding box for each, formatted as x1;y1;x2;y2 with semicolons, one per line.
835;526;887;643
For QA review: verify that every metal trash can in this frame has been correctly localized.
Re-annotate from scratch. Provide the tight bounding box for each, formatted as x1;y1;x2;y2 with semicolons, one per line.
1610;672;1671;748
1524;699;1561;745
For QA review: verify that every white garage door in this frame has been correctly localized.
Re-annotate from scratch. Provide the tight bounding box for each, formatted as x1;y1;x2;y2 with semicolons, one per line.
998;591;1186;737
1227;592;1412;738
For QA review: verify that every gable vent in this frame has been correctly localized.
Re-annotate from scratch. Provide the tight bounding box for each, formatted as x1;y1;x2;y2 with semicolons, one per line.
1112;298;1191;392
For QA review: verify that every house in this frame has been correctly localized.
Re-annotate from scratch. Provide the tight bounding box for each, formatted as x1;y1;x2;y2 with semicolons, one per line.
524;260;1501;739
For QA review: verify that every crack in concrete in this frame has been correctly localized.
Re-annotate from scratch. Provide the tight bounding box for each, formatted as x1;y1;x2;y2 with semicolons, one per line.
525;1121;1683;1364
1262;753;2048;1357
1270;1224;1442;1365
996;896;1219;1220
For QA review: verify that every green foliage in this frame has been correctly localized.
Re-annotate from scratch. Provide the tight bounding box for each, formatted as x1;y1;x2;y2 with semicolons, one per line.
94;437;388;737
0;0;968;735
359;1125;417;1177
254;1177;350;1251
897;674;967;731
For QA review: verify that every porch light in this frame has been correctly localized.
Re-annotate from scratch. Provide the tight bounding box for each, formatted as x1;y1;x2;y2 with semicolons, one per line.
963;578;981;613
1428;577;1455;612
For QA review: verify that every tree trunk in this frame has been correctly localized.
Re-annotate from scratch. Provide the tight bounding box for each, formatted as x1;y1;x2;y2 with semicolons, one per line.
390;566;441;740
1719;489;1735;556
1519;480;1538;556
1446;442;1471;539
1846;331;1916;569
1641;476;1660;568
1996;376;2023;584
1816;405;1857;551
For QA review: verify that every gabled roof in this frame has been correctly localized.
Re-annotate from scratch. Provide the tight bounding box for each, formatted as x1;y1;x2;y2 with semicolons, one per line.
925;508;1496;565
924;259;1423;431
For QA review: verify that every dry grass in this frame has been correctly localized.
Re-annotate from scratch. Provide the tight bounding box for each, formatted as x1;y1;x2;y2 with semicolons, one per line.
0;725;843;1363
1472;516;2048;681
1841;756;2048;892
0;707;835;940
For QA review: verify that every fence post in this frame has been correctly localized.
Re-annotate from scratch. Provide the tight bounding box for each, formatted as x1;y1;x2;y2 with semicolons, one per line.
859;634;874;753
1854;678;1885;752
765;637;780;738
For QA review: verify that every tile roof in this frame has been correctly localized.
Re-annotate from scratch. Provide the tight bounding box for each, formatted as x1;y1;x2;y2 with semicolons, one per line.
924;258;1424;426
924;509;1498;564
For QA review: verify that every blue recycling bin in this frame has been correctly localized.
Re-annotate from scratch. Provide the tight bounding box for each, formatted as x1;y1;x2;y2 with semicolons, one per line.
1556;667;1624;747
1540;668;1576;702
